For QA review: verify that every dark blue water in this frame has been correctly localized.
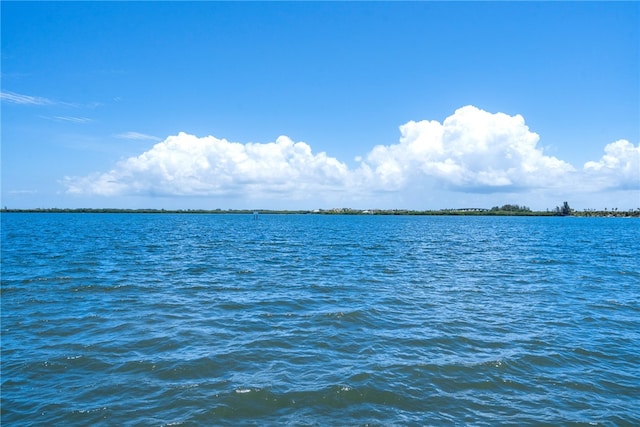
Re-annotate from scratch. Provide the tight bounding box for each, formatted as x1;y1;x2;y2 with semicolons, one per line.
2;213;639;425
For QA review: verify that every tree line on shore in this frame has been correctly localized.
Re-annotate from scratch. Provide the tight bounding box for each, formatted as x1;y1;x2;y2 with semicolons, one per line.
2;203;638;217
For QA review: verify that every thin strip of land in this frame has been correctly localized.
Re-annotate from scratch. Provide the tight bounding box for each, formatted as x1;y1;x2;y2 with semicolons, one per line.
1;206;638;217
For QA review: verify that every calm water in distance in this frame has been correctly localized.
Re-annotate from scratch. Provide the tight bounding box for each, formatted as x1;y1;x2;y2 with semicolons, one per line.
2;213;639;425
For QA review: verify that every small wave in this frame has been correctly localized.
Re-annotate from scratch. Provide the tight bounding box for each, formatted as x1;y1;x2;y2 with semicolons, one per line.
22;276;74;283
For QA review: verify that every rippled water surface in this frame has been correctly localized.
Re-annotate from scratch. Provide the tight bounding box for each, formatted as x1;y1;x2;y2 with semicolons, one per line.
2;213;639;425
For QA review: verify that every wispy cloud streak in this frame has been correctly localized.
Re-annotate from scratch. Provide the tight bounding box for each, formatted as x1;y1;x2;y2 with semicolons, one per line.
1;91;54;105
52;116;93;123
1;90;101;108
115;132;161;141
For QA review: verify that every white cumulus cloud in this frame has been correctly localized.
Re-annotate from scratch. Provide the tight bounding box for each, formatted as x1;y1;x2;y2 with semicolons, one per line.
583;140;640;190
63;105;637;203
361;105;575;192
64;132;350;199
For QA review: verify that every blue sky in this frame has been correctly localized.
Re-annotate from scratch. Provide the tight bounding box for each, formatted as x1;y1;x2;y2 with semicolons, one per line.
2;1;638;210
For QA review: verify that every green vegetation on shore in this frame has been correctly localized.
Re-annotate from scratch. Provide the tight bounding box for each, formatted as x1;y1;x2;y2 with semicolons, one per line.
2;203;638;217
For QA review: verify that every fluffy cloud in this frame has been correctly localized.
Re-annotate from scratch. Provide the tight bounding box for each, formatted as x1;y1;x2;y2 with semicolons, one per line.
64;133;350;198
362;105;574;192
583;140;640;190
63;106;636;201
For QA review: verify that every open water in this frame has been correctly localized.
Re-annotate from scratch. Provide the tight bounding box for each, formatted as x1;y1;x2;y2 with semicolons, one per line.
1;213;639;426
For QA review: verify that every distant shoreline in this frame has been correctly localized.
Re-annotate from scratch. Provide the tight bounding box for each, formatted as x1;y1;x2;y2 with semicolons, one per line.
2;208;638;217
